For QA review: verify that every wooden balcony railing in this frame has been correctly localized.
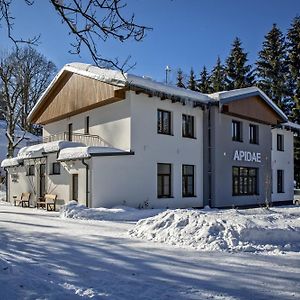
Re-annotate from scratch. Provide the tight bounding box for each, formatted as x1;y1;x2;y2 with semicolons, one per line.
27;132;113;147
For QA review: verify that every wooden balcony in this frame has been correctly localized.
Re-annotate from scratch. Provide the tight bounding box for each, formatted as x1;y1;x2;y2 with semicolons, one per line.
27;132;112;147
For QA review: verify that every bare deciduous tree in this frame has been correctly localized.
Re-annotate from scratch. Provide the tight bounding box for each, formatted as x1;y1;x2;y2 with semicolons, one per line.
0;0;151;71
0;47;56;157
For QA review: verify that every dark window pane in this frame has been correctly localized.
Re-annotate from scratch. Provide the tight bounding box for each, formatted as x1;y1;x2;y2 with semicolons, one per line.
232;167;259;196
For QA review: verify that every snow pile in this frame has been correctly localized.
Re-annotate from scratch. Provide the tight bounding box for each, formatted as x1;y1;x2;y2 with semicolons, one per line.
17;140;85;159
58;146;126;161
1;157;22;167
129;207;300;253
60;201;163;222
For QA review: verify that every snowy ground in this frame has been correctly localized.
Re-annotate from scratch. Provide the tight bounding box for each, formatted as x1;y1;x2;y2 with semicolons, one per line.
0;202;299;299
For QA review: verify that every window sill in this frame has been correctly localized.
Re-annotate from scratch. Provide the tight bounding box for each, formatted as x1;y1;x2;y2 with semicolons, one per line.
182;195;197;198
157;132;173;136
232;139;243;143
49;173;61;176
182;136;197;140
250;142;259;145
232;194;260;197
158;196;174;199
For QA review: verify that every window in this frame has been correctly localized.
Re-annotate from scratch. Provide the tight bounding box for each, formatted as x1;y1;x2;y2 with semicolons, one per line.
68;123;73;141
277;134;284;151
157;163;172;198
232;167;258;196
249;124;259;144
157;110;171;135
27;165;35;176
51;162;61;175
182;165;195;197
182;114;195;138
85;116;90;134
277;170;284;193
232;120;243;142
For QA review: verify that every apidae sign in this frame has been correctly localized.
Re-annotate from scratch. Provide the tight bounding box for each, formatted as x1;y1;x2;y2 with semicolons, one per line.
233;150;261;163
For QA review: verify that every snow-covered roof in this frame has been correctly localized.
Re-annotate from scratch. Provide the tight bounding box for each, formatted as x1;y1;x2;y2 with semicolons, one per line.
285;121;300;131
17;141;85;159
209;86;288;122
1;157;23;168
58;146;130;161
28;63;211;121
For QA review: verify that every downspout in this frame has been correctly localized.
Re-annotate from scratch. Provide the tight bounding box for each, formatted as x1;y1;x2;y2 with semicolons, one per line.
81;159;89;208
4;167;8;202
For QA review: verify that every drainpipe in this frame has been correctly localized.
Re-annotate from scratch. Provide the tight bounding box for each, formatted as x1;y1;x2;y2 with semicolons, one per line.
81;159;89;208
4;167;8;202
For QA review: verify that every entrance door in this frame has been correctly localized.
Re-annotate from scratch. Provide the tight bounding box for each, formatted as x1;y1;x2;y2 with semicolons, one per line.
72;174;78;201
39;164;46;197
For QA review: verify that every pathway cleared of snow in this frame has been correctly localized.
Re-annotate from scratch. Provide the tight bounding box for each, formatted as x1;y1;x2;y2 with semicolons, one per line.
0;203;299;299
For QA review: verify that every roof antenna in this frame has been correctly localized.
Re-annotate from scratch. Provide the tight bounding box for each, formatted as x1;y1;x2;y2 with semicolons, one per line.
165;65;171;84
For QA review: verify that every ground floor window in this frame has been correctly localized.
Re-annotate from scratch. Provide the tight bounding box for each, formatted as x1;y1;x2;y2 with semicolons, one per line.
182;165;195;197
51;162;61;175
277;170;284;193
157;163;172;198
232;167;258;196
26;165;35;176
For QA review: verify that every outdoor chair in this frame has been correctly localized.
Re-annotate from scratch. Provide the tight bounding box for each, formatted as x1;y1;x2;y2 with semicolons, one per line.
13;192;31;207
36;194;57;211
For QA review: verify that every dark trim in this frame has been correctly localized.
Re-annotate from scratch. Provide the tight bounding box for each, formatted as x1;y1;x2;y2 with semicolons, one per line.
90;151;135;157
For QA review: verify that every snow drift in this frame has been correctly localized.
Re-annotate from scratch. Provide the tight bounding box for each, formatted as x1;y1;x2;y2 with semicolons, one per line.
60;201;163;222
129;207;300;253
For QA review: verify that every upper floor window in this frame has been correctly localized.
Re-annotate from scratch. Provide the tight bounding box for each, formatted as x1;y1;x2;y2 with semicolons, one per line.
277;134;284;151
182;114;195;138
249;124;259;144
157;163;172;198
232;120;243;142
68;123;73;141
182;165;195;197
157;109;172;135
84;116;90;135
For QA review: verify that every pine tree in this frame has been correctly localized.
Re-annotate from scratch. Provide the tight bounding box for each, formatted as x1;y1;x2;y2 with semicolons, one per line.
197;66;212;93
210;56;226;92
287;16;300;123
176;68;185;88
225;37;255;90
187;68;197;91
256;24;289;113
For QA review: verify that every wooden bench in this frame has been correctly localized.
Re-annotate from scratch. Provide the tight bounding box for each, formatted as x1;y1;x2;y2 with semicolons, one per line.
14;192;31;207
36;194;57;211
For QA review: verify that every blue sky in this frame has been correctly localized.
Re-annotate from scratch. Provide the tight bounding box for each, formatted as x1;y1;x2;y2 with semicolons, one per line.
1;0;300;83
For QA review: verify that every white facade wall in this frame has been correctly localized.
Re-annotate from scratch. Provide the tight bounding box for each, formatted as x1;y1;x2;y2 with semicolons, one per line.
6;154;87;207
43;98;131;150
271;128;294;202
91;91;204;209
7;165;35;206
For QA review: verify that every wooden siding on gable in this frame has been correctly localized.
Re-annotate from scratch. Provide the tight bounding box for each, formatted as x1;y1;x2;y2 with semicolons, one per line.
32;72;126;125
222;96;283;125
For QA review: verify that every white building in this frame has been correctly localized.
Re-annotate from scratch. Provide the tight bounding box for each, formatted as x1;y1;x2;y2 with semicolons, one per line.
1;63;298;209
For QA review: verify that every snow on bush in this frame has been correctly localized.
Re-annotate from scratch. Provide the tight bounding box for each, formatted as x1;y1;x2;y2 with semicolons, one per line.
60;201;163;222
129;207;300;253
